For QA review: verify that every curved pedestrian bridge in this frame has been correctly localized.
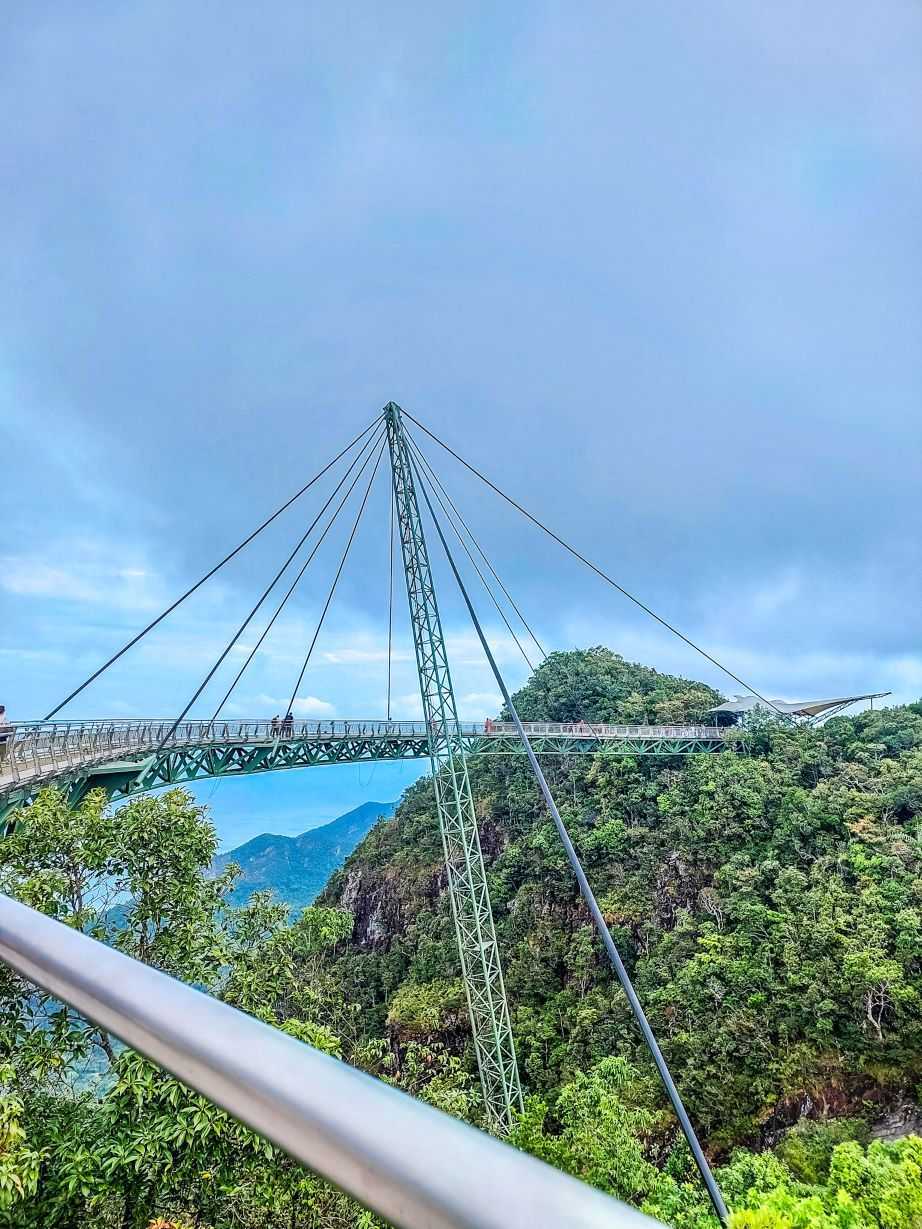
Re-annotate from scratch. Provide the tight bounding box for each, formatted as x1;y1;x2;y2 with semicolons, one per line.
0;717;728;822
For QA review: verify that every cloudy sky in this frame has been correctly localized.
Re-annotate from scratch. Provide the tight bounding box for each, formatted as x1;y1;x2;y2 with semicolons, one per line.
2;4;920;846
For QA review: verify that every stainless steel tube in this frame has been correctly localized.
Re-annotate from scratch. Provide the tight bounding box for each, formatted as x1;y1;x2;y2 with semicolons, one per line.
0;893;661;1229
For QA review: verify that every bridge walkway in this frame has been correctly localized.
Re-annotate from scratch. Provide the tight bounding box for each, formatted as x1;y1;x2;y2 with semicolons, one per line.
0;717;728;821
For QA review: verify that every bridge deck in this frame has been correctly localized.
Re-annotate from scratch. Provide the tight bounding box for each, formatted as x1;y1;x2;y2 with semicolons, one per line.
0;718;728;820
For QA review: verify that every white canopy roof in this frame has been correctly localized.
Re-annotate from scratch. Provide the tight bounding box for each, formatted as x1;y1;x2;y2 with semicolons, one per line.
708;692;891;718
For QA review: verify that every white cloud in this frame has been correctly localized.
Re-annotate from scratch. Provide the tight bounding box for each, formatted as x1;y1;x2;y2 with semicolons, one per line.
387;690;502;720
0;647;66;664
445;630;535;668
395;691;424;718
457;691;503;719
322;647;412;665
0;543;161;612
749;569;803;617
293;695;336;717
881;656;922;696
251;693;336;717
2;558;100;602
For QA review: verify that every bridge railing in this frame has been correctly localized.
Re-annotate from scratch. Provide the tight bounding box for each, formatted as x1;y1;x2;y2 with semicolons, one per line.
0;892;657;1229
0;720;441;786
0;718;727;789
485;721;726;739
0;721;410;785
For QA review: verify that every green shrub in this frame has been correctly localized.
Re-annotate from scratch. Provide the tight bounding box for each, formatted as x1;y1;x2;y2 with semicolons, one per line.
776;1119;870;1185
386;978;465;1036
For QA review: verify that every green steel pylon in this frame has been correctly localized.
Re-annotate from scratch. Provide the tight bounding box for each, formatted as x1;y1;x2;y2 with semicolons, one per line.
384;402;523;1131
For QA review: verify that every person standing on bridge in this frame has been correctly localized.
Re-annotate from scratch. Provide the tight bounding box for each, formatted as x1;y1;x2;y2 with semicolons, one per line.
0;706;10;768
282;711;294;738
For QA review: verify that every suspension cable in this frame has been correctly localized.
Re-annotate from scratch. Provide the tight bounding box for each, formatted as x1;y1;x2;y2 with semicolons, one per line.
408;448;730;1225
406;437;535;672
403;411;784;719
410;444;607;742
44;415;383;721
159;426;386;747
406;431;545;665
211;428;386;720
409;432;616;738
286;441;387;714
386;483;395;721
412;428;723;739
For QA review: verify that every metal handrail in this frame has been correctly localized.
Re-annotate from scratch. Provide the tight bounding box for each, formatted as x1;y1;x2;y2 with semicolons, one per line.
7;718;727;735
0;719;727;789
0;893;660;1229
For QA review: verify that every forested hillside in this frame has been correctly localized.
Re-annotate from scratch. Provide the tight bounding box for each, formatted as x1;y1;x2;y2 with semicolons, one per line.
2;647;922;1227
318;648;922;1216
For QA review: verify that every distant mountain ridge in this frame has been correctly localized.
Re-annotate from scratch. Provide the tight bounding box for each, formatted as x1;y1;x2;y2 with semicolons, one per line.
213;800;396;910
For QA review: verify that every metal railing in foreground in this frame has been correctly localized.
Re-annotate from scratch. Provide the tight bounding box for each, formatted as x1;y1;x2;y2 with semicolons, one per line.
0;894;661;1229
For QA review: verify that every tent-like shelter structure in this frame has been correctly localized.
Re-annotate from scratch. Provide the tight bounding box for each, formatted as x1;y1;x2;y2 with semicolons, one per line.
708;691;892;726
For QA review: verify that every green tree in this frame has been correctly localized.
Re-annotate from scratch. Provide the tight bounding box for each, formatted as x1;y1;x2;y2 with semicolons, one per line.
0;786;361;1228
0;1067;40;1213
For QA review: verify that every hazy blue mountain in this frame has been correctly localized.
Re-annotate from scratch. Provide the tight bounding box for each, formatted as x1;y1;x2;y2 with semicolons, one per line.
212;801;396;910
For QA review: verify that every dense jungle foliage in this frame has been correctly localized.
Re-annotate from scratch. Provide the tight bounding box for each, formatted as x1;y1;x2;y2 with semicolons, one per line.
2;648;922;1227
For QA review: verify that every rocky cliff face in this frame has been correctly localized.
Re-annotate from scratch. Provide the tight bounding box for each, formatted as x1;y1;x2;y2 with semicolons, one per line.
338;862;412;947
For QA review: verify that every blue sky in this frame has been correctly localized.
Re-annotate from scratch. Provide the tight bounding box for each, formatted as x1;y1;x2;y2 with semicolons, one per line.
2;4;920;849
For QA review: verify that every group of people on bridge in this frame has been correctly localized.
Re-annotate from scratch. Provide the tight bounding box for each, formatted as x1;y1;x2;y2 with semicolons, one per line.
482;716;595;735
270;713;295;737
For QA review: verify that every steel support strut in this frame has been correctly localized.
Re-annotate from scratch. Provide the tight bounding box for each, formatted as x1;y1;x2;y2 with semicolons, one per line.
384;403;523;1131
